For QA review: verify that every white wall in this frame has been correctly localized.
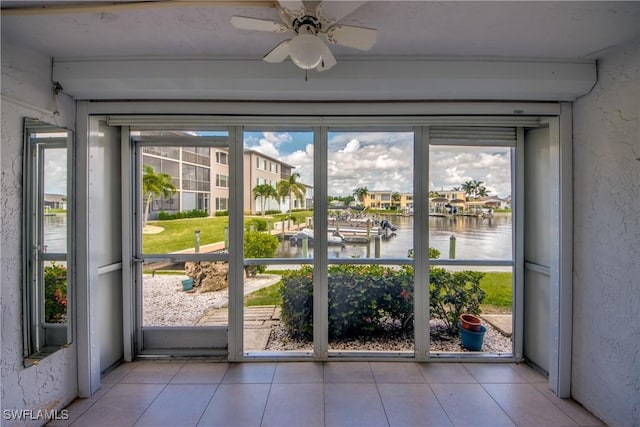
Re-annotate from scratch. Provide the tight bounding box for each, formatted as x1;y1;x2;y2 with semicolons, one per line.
572;40;640;427
1;36;77;425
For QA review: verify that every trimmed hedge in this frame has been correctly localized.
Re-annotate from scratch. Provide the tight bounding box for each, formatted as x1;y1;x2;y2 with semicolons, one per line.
280;265;413;340
280;263;485;340
158;209;208;220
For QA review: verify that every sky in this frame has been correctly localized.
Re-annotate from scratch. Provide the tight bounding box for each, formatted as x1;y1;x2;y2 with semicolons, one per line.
44;148;67;195
244;131;512;198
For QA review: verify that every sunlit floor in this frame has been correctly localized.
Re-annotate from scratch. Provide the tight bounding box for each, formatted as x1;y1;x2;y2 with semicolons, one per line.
48;361;604;427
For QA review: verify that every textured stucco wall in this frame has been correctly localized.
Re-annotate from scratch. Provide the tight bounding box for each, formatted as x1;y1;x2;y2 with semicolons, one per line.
572;40;640;427
1;36;77;426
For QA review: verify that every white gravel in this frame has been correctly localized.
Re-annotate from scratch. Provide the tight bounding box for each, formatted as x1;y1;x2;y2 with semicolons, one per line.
142;274;280;326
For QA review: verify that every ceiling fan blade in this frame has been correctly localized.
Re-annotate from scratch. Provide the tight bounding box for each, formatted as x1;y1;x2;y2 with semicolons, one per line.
316;1;367;26
230;16;289;33
317;42;337;72
277;0;306;19
325;25;377;51
263;40;291;63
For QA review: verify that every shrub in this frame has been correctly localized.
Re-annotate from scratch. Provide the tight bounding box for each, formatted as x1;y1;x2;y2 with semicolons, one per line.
44;262;67;323
245;218;268;232
280;264;413;340
214;210;229;217
429;268;485;335
157;209;208;220
264;209;281;215
279;247;485;339
243;231;279;276
280;266;314;339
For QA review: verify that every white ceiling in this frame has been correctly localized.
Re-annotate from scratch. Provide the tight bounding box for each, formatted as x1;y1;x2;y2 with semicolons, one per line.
2;1;640;61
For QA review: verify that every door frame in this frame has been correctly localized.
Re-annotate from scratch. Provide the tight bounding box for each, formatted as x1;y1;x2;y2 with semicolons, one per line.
76;101;571;397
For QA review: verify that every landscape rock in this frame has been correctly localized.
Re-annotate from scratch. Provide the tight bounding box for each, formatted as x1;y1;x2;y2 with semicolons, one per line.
185;261;229;292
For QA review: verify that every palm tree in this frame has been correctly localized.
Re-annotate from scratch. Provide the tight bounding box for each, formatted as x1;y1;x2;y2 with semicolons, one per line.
277;173;307;214
353;187;369;206
476;185;489;198
391;192;401;208
461;180;475;199
142;165;177;226
253;184;278;215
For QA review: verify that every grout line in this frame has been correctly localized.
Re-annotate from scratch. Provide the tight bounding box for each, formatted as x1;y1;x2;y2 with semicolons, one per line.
478;382;520;427
427;383;456;427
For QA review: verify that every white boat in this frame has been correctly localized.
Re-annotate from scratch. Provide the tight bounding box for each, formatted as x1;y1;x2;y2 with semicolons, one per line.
290;228;345;246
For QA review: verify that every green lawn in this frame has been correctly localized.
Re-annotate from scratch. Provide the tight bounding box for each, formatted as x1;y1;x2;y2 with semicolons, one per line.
244;282;282;307
143;213;314;253
143;217;229;253
479;271;513;312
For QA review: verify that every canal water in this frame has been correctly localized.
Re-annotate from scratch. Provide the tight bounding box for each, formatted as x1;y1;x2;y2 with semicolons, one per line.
45;213;512;260
276;214;512;260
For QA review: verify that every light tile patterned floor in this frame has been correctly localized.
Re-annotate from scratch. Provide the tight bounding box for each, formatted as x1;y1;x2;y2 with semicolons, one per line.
48;361;605;427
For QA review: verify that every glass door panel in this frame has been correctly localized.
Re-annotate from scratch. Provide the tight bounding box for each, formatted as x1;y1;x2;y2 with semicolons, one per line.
428;144;514;355
327;130;414;353
134;130;230;353
242;130;314;353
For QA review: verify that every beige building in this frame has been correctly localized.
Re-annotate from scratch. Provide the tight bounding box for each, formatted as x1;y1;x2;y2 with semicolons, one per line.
363;191;413;210
143;146;304;218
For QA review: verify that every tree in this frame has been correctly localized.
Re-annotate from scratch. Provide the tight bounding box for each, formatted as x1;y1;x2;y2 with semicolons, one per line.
142;165;177;226
461;180;475;199
391;192;401;208
476;185;489;198
277;172;307;214
353;187;369;206
252;184;278;215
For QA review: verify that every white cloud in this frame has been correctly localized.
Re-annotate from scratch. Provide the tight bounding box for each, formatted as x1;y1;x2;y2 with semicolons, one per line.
245;132;512;198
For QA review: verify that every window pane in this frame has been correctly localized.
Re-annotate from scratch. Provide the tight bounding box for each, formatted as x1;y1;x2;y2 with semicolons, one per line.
428;143;513;356
43;148;67;252
142;261;228;328
429;265;513;355
327;131;414;261
141;142;228;254
429;145;512;260
43;261;68;324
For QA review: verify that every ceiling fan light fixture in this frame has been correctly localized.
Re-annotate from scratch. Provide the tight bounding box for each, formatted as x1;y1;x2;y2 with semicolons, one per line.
288;33;324;69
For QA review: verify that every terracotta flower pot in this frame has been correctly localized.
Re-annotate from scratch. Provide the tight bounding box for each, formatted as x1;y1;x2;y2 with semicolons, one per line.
459;314;482;332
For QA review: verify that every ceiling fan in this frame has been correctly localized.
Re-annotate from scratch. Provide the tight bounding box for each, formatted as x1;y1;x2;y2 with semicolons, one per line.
230;0;376;74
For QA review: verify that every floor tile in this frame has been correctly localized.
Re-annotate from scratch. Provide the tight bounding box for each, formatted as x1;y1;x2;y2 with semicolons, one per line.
463;363;528;383
134;384;216;427
197;383;270;427
484;383;578;427
273;362;324;383
378;383;453;427
510;363;548;383
533;383;605;426
47;382;116;427
221;362;276;383
323;362;374;383
69;383;165;427
101;362;137;383
370;362;425;383
120;362;184;384
170;363;229;384
431;383;515;426
261;383;324;427
324;383;388;427
417;363;477;384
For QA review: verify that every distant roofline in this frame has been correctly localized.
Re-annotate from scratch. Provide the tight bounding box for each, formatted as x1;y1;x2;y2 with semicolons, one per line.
244;148;296;169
